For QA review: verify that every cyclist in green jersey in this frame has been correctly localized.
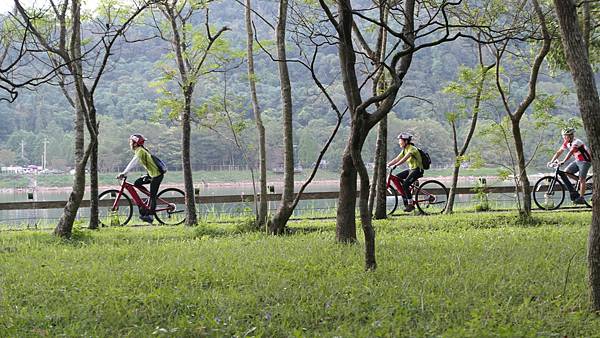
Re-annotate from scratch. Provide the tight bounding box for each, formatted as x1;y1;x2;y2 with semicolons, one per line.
117;134;164;223
386;133;424;212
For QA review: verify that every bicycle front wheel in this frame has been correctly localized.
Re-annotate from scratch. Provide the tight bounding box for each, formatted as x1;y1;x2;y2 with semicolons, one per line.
415;180;448;214
154;188;187;225
98;189;133;226
583;176;593;208
386;187;399;216
532;176;564;210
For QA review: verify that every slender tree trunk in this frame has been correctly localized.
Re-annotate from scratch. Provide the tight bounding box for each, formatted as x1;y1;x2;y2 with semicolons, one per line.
245;0;268;226
15;0;144;235
335;0;362;243
88;107;99;229
512;120;531;216
552;0;600;311
445;62;492;214
337;142;358;242
182;94;197;226
162;3;199;227
446;163;461;213
268;0;295;234
492;0;549;218
368;6;389;220
55;102;85;237
55;0;84;238
88;142;98;228
324;0;415;269
352;119;376;270
582;1;591;49
373;116;388;219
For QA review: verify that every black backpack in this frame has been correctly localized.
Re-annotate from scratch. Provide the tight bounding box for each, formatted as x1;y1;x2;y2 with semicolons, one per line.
152;154;168;174
417;147;431;170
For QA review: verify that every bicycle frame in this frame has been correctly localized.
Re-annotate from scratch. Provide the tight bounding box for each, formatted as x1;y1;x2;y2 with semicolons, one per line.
386;169;406;197
546;163;585;194
111;177;175;213
386;167;418;199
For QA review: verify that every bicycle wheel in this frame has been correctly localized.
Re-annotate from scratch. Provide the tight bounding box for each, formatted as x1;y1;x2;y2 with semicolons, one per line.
532;176;565;210
415;180;448;214
386;187;399;215
154;188;187;225
583;176;593;208
98;189;133;226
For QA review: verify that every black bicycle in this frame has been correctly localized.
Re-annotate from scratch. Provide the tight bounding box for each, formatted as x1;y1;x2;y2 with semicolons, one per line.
532;162;593;210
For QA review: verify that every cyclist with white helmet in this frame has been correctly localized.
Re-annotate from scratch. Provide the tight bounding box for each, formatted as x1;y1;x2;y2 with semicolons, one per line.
387;132;424;212
548;128;592;204
117;134;165;223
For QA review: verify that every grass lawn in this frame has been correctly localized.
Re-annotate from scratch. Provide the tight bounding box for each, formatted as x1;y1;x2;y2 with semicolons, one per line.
1;211;599;336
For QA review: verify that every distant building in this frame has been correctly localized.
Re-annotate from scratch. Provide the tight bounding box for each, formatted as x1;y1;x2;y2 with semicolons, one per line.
1;165;43;174
1;166;25;174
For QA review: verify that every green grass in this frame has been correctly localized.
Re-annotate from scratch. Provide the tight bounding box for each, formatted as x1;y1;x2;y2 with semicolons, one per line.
1;212;599;336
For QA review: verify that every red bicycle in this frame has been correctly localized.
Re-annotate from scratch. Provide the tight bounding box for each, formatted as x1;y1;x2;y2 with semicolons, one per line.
98;176;187;226
386;167;448;215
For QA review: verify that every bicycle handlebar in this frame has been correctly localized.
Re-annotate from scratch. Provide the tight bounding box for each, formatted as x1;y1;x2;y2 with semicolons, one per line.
547;161;561;169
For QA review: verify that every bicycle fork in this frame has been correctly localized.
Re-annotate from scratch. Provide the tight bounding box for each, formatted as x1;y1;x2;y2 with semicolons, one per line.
109;189;126;226
540;176;557;208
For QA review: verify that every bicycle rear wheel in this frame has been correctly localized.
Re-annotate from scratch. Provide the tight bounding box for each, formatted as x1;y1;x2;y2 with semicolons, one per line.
415;180;448;214
532;176;564;210
583;176;593;208
386;187;399;215
154;188;187;225
98;189;133;226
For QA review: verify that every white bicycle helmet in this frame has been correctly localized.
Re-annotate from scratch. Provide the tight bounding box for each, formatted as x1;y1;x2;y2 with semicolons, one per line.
397;133;413;141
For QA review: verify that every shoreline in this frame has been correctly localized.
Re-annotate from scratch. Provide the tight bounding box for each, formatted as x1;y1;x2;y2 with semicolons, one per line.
0;179;343;193
0;175;516;194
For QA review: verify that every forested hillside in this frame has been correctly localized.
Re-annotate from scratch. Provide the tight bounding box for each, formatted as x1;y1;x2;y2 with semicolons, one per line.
0;1;590;173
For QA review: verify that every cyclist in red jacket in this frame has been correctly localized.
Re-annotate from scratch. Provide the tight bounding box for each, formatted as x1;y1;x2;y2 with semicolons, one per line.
548;128;592;204
117;134;164;223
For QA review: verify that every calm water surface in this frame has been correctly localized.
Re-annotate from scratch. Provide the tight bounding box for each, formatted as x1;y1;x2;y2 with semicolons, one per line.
0;175;522;227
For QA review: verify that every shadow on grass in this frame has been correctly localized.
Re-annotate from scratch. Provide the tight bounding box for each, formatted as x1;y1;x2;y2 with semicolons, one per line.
379;212;571;233
284;224;332;235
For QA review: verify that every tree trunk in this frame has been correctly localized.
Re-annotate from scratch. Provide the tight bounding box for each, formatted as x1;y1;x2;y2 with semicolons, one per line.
245;0;268;227
55;102;85;237
88;109;99;229
511;119;531;217
552;0;600;311
368;7;389;220
323;0;415;269
446;163;461;213
335;0;363;242
373;116;388;219
336;142;358;243
182;94;197;226
352;119;376;270
445;62;492;214
268;0;295;234
55;0;84;238
582;1;591;49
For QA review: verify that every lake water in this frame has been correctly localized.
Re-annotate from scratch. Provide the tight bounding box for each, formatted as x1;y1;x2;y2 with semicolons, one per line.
0;175;522;227
0;181;343;227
